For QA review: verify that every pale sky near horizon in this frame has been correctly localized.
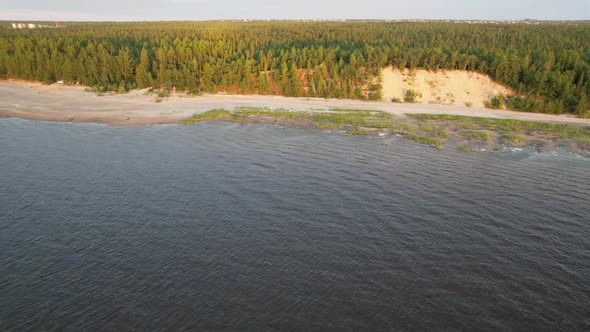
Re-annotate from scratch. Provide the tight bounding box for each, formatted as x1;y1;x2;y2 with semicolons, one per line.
1;0;589;21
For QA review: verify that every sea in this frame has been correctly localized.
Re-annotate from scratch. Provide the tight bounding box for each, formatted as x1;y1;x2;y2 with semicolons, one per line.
1;119;589;330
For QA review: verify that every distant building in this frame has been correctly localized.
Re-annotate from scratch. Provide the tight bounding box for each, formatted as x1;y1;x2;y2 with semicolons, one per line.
11;22;61;29
11;23;28;29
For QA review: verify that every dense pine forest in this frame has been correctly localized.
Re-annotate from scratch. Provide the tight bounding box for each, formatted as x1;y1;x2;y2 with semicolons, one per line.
0;21;589;115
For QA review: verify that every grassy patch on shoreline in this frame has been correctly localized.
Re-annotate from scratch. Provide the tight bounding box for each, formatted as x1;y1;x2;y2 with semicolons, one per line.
460;131;491;141
180;109;232;123
408;114;590;140
406;134;444;150
182;108;397;137
501;134;527;144
180;108;308;124
181;108;590;154
456;146;479;153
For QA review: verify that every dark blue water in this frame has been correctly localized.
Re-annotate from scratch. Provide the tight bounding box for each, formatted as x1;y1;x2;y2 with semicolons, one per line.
1;119;589;331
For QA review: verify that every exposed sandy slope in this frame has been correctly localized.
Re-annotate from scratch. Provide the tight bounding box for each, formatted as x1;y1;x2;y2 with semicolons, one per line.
381;67;513;107
1;80;589;126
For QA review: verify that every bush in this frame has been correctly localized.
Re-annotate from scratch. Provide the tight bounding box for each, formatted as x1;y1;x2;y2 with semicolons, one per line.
368;83;382;100
490;96;503;109
574;95;588;118
158;89;171;98
505;96;542;112
544;100;564;114
404;89;419;103
391;97;402;103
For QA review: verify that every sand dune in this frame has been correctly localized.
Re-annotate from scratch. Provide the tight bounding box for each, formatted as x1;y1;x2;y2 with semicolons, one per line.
1;80;588;126
382;67;513;107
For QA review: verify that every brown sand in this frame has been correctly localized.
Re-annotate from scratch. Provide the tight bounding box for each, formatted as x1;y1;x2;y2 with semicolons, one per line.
1;80;589;126
381;67;513;107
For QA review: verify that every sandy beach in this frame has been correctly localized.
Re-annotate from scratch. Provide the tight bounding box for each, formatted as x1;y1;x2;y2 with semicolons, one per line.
1;80;589;126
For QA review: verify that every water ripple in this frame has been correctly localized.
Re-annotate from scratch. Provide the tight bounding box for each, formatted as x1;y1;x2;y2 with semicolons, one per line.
1;119;589;331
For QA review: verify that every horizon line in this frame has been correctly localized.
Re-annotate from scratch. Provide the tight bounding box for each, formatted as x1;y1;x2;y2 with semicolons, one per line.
3;18;589;23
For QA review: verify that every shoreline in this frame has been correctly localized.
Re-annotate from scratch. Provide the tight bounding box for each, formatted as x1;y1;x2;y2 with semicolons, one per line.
2;80;590;126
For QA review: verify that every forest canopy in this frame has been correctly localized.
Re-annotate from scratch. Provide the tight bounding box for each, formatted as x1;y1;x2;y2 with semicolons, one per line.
0;21;589;115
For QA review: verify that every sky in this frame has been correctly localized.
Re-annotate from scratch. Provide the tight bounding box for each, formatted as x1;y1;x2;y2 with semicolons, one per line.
1;0;589;21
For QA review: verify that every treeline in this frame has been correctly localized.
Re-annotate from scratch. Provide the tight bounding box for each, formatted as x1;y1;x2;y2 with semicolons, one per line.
0;21;588;115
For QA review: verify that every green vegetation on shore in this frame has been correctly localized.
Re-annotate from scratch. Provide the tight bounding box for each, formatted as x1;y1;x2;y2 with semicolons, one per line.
456;146;479;153
180;108;590;154
460;131;491;141
407;114;590;140
181;108;394;131
1;21;588;115
501;134;528;144
406;134;444;150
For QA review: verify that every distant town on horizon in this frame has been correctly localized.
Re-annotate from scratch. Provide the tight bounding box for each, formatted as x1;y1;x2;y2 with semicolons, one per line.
3;18;589;28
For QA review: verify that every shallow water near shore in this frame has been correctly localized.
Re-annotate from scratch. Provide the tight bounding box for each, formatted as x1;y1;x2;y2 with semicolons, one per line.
1;119;589;330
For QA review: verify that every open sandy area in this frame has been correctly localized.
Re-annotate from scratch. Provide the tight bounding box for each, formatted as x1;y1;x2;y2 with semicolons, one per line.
1;80;589;126
381;67;513;107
